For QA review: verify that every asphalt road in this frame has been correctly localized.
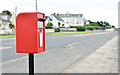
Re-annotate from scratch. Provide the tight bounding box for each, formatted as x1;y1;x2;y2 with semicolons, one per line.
0;31;118;73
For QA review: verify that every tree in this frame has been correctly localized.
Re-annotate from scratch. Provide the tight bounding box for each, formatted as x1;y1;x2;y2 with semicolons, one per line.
97;21;100;25
85;22;98;26
103;21;110;29
62;24;65;28
47;22;53;29
9;22;15;34
58;22;61;28
112;25;115;28
100;21;104;27
88;20;93;24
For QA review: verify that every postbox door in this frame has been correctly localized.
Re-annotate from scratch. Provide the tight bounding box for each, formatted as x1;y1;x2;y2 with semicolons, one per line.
37;21;45;53
38;29;43;49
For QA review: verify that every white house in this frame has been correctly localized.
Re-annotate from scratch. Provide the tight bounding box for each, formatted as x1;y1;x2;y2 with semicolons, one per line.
0;13;11;30
0;19;2;29
45;13;86;28
45;13;64;28
58;13;84;27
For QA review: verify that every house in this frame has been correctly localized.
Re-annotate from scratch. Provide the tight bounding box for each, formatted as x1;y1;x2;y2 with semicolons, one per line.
0;20;2;29
83;18;89;25
0;13;11;30
58;13;84;27
45;13;86;28
45;13;64;28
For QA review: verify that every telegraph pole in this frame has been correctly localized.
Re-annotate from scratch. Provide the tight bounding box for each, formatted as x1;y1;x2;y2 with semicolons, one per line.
35;0;38;12
15;6;17;33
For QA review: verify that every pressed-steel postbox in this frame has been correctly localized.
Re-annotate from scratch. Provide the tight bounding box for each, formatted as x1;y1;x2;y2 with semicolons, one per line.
16;12;45;54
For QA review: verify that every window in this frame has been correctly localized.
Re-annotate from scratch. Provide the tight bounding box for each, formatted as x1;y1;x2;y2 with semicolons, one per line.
70;22;73;24
66;22;69;24
77;22;79;24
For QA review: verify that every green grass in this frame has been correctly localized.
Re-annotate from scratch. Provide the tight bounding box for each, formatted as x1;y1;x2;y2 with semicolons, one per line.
45;31;106;36
0;31;108;38
0;35;16;38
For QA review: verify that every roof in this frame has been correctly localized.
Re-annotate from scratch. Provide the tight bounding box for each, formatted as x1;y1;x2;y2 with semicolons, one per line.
45;16;49;19
52;14;64;21
58;14;83;18
45;16;52;21
83;18;88;22
0;13;11;23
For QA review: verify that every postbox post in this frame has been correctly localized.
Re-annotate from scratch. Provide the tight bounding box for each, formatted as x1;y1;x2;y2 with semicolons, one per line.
29;53;34;75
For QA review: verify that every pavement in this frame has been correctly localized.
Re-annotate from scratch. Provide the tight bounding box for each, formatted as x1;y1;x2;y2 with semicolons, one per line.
63;36;118;73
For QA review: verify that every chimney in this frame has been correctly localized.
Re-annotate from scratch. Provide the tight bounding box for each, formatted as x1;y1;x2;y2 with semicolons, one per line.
54;13;56;15
57;13;59;15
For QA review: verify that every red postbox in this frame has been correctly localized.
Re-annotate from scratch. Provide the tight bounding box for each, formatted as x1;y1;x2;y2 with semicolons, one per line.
16;12;45;54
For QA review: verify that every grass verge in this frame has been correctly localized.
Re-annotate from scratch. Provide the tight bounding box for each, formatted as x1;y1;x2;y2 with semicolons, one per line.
45;31;106;36
0;31;108;38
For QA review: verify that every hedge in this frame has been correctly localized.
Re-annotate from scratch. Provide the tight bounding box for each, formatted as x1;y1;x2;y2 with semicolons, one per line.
45;26;53;29
55;28;60;32
70;26;85;31
70;26;105;31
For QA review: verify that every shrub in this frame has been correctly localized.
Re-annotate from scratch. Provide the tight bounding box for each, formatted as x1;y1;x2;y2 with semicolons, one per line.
9;22;15;29
94;26;99;30
55;28;60;32
70;26;85;31
76;26;85;31
85;26;94;30
45;26;49;29
99;27;105;30
70;26;77;28
47;22;53;29
62;26;65;28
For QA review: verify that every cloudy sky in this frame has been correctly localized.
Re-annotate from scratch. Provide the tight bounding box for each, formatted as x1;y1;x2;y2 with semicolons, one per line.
0;0;119;27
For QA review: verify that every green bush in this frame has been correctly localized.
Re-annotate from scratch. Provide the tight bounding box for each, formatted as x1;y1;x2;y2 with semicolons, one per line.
45;26;49;29
9;22;15;29
70;26;105;31
76;26;85;31
47;22;53;29
70;26;85;31
94;26;99;30
70;26;76;28
62;26;65;28
85;26;94;30
99;27;105;30
55;28;60;32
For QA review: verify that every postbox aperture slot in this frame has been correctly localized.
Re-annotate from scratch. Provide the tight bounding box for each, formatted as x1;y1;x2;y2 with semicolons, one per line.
38;18;45;21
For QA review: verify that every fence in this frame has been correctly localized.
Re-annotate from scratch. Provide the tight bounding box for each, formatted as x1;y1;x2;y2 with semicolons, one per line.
0;29;12;34
60;28;77;32
45;29;55;33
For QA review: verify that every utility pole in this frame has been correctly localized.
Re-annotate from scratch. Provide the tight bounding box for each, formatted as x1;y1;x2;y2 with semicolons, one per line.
15;6;17;33
35;0;37;12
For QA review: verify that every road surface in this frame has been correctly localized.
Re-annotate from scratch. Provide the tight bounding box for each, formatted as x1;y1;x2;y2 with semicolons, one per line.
0;31;118;73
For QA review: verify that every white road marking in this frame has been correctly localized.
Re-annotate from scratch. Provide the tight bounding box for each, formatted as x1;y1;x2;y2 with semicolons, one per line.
0;38;16;41
4;42;16;45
